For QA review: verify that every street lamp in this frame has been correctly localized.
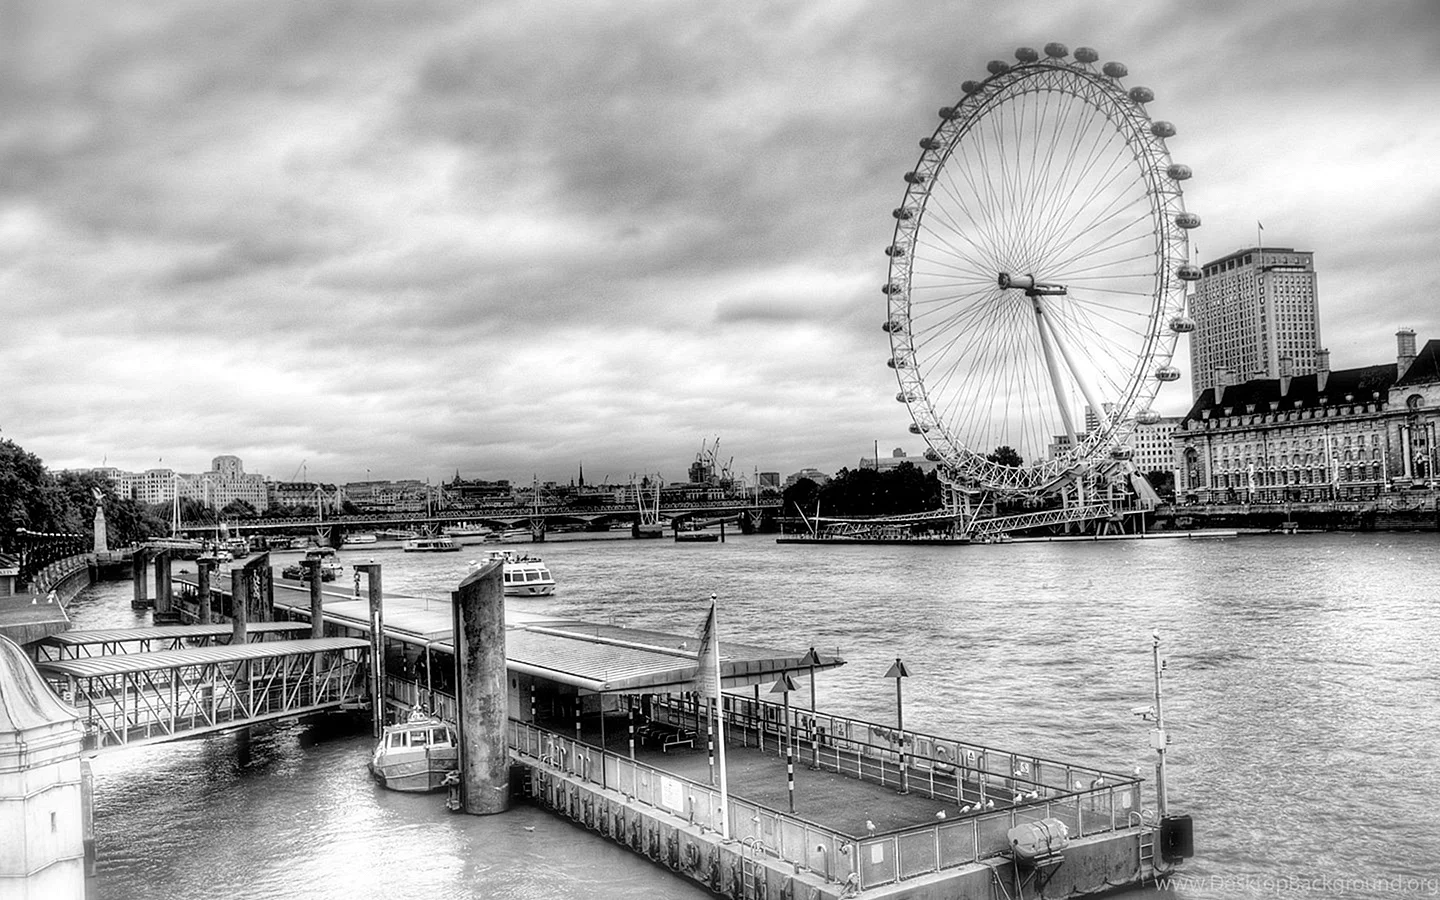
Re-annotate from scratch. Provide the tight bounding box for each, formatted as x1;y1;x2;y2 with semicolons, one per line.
884;657;911;793
770;673;799;812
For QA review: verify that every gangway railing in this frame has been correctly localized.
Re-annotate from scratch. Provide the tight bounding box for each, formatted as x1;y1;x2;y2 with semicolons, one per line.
36;637;369;752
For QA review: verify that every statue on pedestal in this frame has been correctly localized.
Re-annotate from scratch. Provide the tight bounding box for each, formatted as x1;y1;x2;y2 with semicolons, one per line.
91;487;108;554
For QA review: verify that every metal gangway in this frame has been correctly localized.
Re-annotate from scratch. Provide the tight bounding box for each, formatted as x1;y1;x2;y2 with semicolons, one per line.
35;635;369;753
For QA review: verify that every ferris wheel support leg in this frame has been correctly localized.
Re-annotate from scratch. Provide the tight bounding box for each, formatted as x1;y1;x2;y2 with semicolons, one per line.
1034;295;1115;438
1032;303;1078;444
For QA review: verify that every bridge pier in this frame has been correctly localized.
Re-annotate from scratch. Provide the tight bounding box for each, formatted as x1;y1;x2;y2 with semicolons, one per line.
152;551;176;623
302;559;324;639
353;563;385;737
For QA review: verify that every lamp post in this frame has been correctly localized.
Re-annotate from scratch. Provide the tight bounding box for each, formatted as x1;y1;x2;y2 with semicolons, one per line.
884;657;910;793
771;673;799;812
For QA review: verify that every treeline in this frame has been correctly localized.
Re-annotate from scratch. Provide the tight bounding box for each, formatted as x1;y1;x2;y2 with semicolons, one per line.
781;462;944;517
0;438;168;551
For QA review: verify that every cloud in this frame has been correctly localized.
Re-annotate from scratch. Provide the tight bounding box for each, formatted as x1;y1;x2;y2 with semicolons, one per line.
3;0;1438;484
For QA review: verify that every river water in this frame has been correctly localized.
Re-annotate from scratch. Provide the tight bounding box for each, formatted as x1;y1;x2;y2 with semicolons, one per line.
68;531;1440;899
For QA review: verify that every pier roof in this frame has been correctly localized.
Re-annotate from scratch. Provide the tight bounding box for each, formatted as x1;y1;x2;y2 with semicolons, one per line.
35;637;369;679
264;581;844;694
38;621;308;649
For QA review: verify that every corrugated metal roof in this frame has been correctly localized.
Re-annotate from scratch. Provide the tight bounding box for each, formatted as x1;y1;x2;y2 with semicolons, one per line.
42;621;308;647
36;637;369;679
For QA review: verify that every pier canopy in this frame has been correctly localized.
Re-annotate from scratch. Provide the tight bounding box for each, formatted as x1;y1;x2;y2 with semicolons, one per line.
267;583;845;695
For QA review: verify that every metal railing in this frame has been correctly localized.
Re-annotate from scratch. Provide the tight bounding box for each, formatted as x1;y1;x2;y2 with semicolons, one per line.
508;718;860;886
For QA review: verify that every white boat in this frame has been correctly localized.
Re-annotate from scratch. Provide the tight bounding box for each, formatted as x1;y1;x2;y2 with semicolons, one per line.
444;525;498;541
471;550;556;596
345;532;378;545
368;707;458;793
281;546;344;581
404;535;461;553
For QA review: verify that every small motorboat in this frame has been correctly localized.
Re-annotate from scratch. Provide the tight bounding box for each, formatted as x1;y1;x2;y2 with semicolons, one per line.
369;707;459;793
280;546;343;581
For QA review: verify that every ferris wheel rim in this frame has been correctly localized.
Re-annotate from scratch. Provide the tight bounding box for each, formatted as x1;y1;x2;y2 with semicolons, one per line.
883;46;1194;496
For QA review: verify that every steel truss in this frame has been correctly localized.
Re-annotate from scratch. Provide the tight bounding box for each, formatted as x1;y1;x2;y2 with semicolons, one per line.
46;640;368;752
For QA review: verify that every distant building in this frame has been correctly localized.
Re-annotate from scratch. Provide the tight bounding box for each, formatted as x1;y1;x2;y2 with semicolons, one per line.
1175;330;1440;502
856;447;938;474
784;468;831;488
1190;247;1322;399
74;455;269;511
758;472;781;490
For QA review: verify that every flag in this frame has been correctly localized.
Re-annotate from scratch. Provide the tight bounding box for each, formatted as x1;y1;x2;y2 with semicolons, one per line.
1257;221;1264;231
692;601;720;699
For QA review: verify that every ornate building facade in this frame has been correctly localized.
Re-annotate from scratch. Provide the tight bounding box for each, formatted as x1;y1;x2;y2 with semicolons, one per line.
1175;331;1440;502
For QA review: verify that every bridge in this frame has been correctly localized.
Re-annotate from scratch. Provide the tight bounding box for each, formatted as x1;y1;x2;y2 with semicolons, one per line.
174;497;782;538
33;628;369;753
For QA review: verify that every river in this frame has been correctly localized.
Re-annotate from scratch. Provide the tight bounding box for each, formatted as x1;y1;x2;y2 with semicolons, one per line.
68;531;1440;899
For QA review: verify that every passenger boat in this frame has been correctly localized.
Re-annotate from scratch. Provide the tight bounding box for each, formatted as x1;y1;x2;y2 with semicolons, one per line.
280;546;344;581
404;535;461;553
344;532;378;545
368;707;459;793
470;550;557;596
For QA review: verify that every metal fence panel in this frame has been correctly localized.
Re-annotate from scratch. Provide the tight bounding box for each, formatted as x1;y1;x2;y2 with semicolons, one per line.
859;837;899;889
897;829;938;880
937;819;977;868
975;812;1013;858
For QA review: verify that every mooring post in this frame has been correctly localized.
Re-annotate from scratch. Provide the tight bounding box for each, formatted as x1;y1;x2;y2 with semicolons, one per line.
229;566;248;644
196;557;215;624
451;557;510;815
153;550;172;617
131;549;148;609
303;558;324;638
354;563;385;737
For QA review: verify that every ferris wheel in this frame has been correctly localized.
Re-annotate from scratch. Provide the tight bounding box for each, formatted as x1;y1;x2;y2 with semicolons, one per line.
884;43;1198;497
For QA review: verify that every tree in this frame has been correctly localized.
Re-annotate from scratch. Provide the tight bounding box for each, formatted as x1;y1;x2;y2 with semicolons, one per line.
782;478;821;516
0;438;58;548
220;499;259;518
987;445;1023;467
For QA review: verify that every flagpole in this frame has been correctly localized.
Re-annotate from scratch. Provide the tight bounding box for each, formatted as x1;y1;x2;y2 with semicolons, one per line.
711;593;731;840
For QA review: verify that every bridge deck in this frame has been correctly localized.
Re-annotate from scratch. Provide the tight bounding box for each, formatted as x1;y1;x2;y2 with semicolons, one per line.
37;620;308;654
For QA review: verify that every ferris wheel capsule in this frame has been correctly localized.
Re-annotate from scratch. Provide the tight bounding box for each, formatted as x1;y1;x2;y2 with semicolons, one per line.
1074;47;1099;63
924;448;940;462
888;356;910;369
1102;62;1128;79
893;207;915;220
885;244;907;257
1128;86;1155;104
1177;264;1201;281
882;282;903;295
939;106;961;120
1135;409;1163;426
1110;446;1135;460
909;423;930;434
905;171;928;185
1015;47;1039;63
1167;164;1192;181
1044;43;1069;58
1155;365;1182;382
962;80;983;95
987;60;1010;75
1174;212;1201;229
896;391;916;403
1169;315;1197;333
920;137;943;150
882;320;904;333
1150;121;1176;138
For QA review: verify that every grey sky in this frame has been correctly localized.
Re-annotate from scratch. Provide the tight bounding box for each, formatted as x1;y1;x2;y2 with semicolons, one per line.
3;0;1437;485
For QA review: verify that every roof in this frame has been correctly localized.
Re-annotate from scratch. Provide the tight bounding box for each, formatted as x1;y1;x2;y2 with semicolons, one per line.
36;637;369;679
1181;362;1398;425
265;582;845;694
40;621;308;648
1397;339;1440;387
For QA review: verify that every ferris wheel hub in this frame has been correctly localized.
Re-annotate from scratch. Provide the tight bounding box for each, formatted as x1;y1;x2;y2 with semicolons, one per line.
997;272;1067;296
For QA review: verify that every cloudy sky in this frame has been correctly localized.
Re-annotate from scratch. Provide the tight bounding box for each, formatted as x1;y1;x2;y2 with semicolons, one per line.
3;0;1437;486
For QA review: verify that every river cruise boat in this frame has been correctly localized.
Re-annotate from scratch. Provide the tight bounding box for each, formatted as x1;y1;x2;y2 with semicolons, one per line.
470;550;557;596
368;708;459;793
280;547;343;581
404;535;461;553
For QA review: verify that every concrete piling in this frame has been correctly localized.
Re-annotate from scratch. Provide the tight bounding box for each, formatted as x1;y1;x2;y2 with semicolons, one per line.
196;558;215;624
451;557;510;815
302;559;324;639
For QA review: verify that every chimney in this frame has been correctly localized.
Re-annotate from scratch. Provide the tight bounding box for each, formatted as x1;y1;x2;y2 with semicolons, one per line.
1316;348;1330;392
1213;367;1231;403
1279;356;1293;397
1397;328;1417;378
